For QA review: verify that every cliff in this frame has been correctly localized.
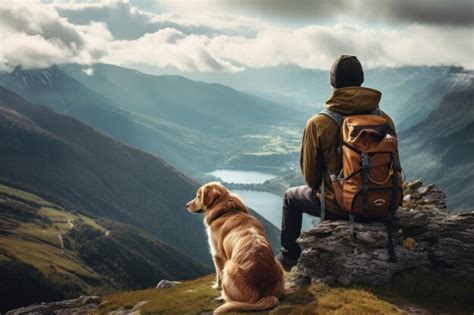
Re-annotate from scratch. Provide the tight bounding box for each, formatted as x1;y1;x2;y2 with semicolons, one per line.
297;180;474;285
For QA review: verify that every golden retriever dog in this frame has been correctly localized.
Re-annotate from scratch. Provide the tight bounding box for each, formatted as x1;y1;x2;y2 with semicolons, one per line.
186;182;289;314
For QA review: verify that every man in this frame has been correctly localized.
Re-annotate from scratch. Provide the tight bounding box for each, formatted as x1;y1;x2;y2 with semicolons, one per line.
276;55;398;270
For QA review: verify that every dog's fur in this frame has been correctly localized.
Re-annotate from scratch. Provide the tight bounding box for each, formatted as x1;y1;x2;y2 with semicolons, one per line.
186;182;288;314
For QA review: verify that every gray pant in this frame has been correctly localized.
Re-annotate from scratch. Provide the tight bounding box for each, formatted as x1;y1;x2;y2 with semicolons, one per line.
280;185;345;259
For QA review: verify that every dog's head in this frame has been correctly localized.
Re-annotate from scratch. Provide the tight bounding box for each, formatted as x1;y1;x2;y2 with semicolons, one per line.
186;181;228;214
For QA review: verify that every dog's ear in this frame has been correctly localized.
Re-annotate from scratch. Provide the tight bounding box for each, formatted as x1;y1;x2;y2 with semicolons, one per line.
203;185;222;207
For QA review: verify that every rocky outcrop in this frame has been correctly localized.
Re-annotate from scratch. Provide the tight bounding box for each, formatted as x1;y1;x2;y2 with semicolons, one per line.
6;296;100;315
7;279;182;314
297;180;474;285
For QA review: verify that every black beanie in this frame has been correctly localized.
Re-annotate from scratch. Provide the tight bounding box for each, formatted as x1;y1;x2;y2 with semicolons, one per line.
330;55;364;88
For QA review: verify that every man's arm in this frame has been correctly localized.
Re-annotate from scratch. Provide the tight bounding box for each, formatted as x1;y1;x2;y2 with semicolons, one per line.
300;118;324;190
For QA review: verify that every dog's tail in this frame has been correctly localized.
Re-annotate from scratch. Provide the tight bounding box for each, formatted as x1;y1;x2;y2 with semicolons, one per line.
213;296;279;314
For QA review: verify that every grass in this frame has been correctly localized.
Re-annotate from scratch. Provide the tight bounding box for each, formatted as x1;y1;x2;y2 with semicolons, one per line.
100;268;474;314
0;184;105;292
0;183;55;208
100;274;403;315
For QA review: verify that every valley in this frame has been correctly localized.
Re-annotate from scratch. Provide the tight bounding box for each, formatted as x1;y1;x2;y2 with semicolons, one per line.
0;62;472;312
0;182;210;313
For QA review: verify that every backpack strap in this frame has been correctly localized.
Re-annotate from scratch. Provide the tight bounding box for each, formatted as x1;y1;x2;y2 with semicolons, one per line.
320;170;326;222
319;109;343;128
386;152;400;262
372;108;383;116
318;109;343;223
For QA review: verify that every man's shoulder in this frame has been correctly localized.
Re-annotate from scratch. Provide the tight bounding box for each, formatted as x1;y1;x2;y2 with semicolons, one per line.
306;112;339;129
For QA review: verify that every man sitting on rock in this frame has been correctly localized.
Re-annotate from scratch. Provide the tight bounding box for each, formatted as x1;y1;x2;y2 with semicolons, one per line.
276;55;398;270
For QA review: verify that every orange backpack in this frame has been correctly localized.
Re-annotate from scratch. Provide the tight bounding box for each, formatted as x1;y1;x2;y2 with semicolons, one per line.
320;108;403;262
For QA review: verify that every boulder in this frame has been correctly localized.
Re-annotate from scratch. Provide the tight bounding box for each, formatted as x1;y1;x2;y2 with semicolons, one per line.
156;279;181;289
296;180;474;285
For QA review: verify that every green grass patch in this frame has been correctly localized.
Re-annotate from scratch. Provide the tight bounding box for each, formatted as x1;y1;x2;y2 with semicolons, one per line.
101;274;403;315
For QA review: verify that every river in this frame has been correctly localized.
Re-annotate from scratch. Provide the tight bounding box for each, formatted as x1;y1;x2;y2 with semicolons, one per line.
207;169;317;230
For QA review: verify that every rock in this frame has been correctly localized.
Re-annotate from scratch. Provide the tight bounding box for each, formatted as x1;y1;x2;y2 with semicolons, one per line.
6;296;101;315
156;279;181;289
296;181;474;285
407;179;423;190
108;300;148;315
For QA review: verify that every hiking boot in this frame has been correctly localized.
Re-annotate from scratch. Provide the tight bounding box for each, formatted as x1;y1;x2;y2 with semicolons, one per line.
275;252;299;271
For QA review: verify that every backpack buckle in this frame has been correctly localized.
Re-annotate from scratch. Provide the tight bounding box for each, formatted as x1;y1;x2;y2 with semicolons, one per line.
361;153;370;170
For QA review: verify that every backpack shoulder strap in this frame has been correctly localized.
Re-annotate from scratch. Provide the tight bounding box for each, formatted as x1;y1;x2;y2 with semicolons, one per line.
319;109;343;128
318;109;343;222
372;108;384;116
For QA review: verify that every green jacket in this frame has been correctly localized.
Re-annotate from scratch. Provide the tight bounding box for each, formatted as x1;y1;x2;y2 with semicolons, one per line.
300;86;398;216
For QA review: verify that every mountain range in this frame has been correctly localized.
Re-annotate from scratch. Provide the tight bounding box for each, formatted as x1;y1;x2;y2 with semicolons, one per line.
0;64;302;175
0;85;281;296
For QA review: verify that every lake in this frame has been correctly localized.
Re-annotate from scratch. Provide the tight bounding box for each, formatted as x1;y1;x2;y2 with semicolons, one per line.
207;169;275;184
233;189;316;230
209;169;317;230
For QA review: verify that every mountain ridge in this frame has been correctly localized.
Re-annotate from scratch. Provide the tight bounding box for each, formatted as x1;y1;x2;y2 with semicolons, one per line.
0;85;281;263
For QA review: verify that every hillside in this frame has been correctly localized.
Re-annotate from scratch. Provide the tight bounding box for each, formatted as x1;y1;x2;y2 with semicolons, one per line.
8;271;473;314
0;65;219;173
0;64;303;175
0;183;210;313
6;183;473;314
158;64;450;126
400;80;474;210
60;63;305;174
59;63;299;136
395;67;474;131
0;86;281;265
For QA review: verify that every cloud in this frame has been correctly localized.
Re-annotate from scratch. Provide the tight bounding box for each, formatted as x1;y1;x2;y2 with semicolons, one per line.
0;3;110;70
51;1;265;40
371;0;474;26
0;2;241;72
178;0;474;26
103;28;244;72
0;1;473;72
206;24;474;70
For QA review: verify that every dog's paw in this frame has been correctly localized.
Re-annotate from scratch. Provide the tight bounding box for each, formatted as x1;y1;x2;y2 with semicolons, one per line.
211;282;221;290
214;295;224;301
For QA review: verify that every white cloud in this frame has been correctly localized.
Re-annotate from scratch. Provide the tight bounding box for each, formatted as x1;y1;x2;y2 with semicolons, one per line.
205;24;474;70
103;28;243;72
0;2;110;71
0;1;472;72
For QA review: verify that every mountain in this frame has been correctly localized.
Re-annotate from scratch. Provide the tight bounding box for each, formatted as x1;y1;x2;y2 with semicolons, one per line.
143;64;450;126
394;67;473;131
0;183;210;313
0;65;220;174
59;63;299;136
0;64;305;175
59;63;308;174
0;86;281;265
399;75;474;211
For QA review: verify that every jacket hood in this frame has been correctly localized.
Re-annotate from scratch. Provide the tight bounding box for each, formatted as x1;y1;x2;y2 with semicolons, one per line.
324;86;381;115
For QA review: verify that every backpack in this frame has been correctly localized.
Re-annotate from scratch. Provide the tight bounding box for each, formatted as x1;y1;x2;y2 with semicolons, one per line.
319;108;403;262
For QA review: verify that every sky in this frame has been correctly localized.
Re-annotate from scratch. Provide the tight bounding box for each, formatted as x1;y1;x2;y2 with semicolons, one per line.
0;0;473;72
